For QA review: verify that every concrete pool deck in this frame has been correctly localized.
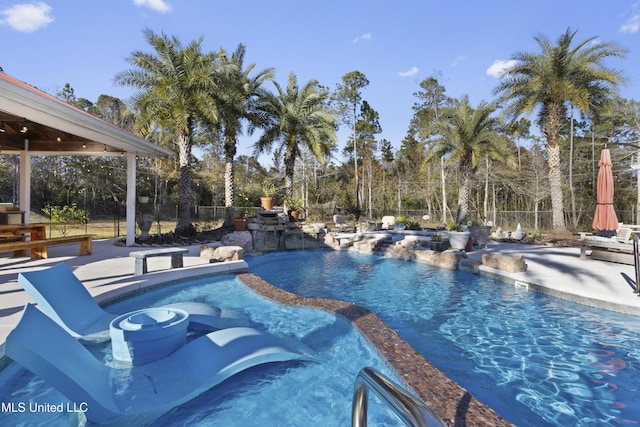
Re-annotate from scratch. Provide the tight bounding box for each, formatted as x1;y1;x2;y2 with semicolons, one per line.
0;237;639;425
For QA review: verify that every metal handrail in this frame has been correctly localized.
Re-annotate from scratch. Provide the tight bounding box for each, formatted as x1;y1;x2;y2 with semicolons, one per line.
352;367;446;427
634;234;640;295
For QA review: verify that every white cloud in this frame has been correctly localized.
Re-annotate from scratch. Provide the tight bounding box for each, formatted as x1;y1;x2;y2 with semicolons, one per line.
0;2;54;33
397;67;418;78
353;32;372;43
451;55;465;67
134;0;171;13
486;59;517;78
620;12;640;33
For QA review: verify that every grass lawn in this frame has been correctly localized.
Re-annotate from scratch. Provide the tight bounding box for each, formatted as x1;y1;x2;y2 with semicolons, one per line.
29;214;223;240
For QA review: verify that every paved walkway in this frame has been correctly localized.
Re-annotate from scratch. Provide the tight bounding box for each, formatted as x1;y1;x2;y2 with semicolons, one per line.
1;238;639;347
465;242;640;314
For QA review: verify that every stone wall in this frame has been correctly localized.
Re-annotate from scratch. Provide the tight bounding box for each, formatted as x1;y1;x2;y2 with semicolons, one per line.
225;223;331;253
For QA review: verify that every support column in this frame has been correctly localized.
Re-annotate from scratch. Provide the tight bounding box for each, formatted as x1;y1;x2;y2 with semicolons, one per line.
19;139;31;223
126;152;137;246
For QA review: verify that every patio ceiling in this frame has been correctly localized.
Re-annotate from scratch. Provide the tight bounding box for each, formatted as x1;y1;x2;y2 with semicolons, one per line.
0;71;172;157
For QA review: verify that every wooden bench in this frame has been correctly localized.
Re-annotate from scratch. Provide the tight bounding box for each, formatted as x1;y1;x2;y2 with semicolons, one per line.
580;239;635;265
0;234;27;256
0;234;94;259
129;247;189;275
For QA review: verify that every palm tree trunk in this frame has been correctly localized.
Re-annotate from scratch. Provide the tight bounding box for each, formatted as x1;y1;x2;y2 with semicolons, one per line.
568;107;577;227
175;132;195;236
223;155;235;227
457;161;472;224
223;134;237;227
543;103;567;232
284;154;295;198
547;144;566;231
224;156;235;208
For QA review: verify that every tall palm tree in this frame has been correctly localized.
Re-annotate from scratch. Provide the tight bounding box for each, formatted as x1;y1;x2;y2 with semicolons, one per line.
115;28;219;236
426;95;507;224
494;28;626;232
211;44;274;224
254;73;337;201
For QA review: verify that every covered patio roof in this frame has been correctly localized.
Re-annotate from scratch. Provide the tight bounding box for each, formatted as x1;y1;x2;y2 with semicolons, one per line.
0;71;172;246
0;72;171;156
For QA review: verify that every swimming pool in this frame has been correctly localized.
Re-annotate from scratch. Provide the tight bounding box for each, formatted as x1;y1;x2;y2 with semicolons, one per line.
247;250;640;426
0;275;403;426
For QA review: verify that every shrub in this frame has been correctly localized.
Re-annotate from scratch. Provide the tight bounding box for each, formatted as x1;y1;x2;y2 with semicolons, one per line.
45;204;89;236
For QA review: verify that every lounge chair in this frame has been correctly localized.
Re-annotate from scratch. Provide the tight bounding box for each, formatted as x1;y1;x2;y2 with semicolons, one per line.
580;225;636;264
5;303;313;425
17;263;221;340
333;214;347;231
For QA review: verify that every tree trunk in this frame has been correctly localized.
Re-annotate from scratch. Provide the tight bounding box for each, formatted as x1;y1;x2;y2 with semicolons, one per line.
353;106;359;212
223;134;237;227
568;107;577;228
284;152;295;198
542;102;567;232
456;159;472;225
547;143;566;231
483;156;489;222
440;156;447;224
223;158;235;226
175;132;195;236
368;163;372;219
492;183;497;226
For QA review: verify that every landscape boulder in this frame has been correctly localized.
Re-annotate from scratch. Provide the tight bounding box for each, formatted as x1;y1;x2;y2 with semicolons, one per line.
200;244;244;263
481;252;527;272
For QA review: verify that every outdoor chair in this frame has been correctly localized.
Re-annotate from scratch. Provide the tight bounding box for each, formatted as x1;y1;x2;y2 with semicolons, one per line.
580;223;634;243
5;303;312;425
17;263;222;340
333;214;347;231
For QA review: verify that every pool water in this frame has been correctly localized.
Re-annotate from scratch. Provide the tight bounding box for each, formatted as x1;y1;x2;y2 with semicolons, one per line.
247;250;640;426
0;275;403;426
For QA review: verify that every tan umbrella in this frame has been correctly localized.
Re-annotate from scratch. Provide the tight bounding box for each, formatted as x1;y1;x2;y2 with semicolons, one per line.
592;148;619;236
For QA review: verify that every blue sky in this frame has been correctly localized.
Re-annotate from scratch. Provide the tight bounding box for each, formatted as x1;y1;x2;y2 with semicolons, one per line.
1;0;639;159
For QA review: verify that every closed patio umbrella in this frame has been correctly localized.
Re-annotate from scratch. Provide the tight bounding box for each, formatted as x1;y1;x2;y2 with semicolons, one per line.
592;148;619;236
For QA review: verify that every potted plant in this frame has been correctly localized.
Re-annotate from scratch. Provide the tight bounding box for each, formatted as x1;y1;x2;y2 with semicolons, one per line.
395;215;407;231
284;196;304;222
429;233;446;251
233;215;248;231
233;192;253;231
260;182;276;210
467;220;492;248
447;221;470;250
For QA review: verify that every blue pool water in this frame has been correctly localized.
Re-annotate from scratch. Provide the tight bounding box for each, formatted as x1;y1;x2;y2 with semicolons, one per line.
0;275;402;426
247;250;640;426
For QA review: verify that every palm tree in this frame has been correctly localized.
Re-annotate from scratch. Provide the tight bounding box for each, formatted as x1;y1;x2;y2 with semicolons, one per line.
254;73;337;202
494;28;626;232
211;44;274;224
115;28;219;236
425;95;507;224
